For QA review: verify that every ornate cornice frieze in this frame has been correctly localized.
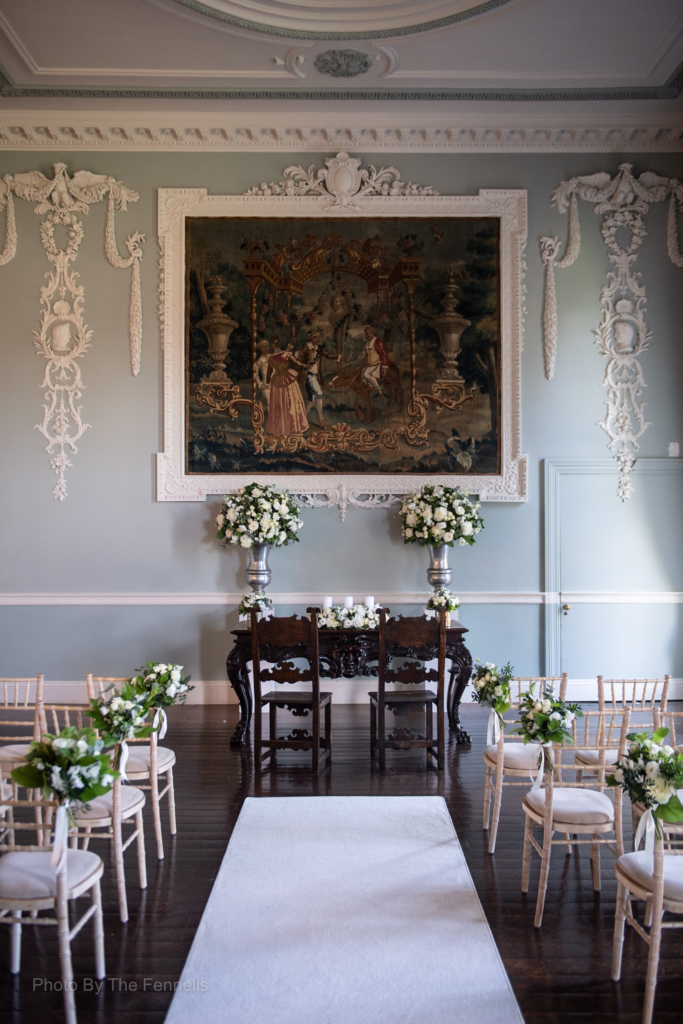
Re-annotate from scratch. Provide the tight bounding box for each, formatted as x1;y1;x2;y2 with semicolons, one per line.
0;114;681;152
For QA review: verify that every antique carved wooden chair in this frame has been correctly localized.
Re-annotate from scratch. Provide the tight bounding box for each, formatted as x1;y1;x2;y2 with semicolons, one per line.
87;675;177;861
250;608;331;772
369;609;447;772
483;674;568;854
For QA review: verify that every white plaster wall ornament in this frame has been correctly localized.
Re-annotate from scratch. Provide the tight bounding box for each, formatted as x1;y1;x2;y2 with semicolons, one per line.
540;164;683;501
157;158;528;510
243;151;438;211
0;163;145;500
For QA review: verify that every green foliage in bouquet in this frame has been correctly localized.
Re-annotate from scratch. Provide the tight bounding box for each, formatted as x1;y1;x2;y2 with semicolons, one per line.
129;661;193;710
86;680;155;747
607;728;683;824
471;660;514;716
11;727;117;807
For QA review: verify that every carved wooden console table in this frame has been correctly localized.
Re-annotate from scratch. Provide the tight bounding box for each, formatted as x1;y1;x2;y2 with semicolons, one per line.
226;623;473;749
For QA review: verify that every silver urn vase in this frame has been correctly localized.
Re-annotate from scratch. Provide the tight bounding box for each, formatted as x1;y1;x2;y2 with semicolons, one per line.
245;542;272;594
427;543;452;590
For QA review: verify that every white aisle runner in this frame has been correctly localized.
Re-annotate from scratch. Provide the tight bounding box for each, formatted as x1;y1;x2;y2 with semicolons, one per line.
165;796;523;1024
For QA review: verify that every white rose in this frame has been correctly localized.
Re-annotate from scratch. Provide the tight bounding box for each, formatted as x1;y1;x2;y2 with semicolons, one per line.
404;527;413;538
652;776;675;805
459;538;466;545
443;531;454;542
494;686;503;696
251;487;262;497
248;520;258;532
170;668;181;682
278;531;286;543
461;522;474;536
157;664;167;672
216;513;225;528
456;506;465;515
406;513;417;527
613;768;624;783
240;535;251;548
226;508;237;522
434;507;448;521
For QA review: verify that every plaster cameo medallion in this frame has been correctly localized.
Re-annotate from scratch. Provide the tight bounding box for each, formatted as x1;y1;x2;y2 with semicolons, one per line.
314;50;373;78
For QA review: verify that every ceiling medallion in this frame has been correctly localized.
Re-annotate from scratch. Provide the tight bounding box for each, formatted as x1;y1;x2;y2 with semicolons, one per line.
314;50;373;78
166;0;518;39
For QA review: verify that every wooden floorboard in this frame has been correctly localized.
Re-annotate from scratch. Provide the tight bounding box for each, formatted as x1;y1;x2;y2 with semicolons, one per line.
1;702;681;1023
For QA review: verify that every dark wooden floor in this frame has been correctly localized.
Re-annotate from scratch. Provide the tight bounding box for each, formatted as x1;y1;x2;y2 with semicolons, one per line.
2;703;682;1023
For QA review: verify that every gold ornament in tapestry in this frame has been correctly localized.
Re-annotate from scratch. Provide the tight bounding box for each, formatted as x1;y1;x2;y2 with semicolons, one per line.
186;216;501;476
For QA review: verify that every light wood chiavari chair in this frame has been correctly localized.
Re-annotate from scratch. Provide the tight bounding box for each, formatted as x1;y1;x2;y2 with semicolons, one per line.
0;794;105;1024
522;709;631;928
86;675;177;860
613;818;683;1024
0;676;45;776
483;674;567;854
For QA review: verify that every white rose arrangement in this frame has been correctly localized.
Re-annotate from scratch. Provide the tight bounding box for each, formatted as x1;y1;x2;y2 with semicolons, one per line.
238;591;273;622
398;484;483;547
510;686;583;772
216;483;303;549
607;728;683;824
425;588;460;614
130;661;193;710
317;603;380;630
471;659;513;716
11;727;117;811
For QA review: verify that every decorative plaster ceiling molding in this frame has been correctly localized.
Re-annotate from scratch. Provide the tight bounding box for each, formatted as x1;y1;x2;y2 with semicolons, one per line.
0;113;682;152
160;0;520;39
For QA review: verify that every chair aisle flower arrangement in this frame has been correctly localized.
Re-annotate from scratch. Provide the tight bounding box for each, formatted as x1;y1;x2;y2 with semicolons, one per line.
478;670;568;854
3;726;115;1024
609;727;683;1024
78;679;157;922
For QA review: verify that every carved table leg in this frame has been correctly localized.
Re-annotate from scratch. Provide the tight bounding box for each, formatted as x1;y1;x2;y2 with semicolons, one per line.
446;644;473;743
226;645;253;749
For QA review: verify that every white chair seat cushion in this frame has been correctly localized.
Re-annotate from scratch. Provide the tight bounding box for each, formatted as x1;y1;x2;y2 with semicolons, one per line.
574;749;619;767
0;850;101;900
484;742;541;770
73;785;145;821
618;851;683;901
125;745;175;775
525;787;615;825
0;743;31;762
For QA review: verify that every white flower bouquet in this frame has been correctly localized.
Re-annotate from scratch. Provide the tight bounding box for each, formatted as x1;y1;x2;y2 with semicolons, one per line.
11;727;117;809
510;686;583;772
607;728;683;824
238;591;273;622
130;661;193;710
216;483;303;549
425;588;460;614
398;484;484;548
317;603;380;630
86;680;155;747
471;660;513;716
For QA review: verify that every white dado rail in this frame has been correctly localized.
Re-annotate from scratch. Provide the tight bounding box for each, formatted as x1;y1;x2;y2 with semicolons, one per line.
1;591;682;606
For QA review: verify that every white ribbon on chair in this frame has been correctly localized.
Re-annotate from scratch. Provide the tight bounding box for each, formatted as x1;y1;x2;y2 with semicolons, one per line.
487;709;501;747
153;707;168;740
50;803;68;873
635;807;656;867
118;741;130;782
530;744;550;792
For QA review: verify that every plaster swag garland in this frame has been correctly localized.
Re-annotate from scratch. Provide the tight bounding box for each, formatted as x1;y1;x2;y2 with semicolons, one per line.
398;484;483;547
0;163;145;500
540;163;683;501
216;483;303;548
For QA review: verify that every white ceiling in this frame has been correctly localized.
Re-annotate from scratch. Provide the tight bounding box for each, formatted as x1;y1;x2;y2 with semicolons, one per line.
0;0;680;99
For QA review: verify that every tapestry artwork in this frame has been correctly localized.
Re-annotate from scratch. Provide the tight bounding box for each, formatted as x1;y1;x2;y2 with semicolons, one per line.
185;216;501;477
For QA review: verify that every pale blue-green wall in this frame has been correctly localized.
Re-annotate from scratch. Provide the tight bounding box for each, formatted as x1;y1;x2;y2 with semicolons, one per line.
0;151;681;683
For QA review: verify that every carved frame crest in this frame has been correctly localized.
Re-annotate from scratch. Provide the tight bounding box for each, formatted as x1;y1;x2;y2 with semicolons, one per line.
156;156;527;512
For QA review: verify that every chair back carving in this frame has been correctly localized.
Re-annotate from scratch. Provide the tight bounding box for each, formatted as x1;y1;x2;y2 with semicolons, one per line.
377;610;447;699
0;676;44;747
250;610;321;703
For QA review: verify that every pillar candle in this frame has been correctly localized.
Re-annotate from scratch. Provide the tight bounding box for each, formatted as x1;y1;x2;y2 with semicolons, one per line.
323;596;333;609
364;596;375;609
344;595;354;609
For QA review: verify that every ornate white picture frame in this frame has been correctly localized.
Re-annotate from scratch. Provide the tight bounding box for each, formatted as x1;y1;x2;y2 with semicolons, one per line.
156;156;527;513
